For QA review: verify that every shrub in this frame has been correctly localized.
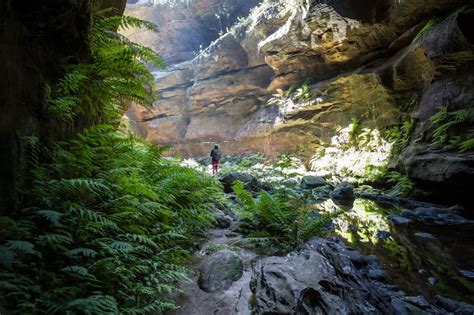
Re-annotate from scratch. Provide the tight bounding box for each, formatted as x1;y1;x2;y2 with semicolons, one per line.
232;181;330;251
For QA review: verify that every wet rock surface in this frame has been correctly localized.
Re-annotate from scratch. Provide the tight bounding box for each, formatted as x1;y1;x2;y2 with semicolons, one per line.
219;172;266;193
301;175;328;189
330;182;355;207
250;237;474;314
198;250;243;293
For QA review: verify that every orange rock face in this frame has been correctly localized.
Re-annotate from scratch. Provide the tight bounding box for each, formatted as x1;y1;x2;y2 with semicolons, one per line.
123;0;470;159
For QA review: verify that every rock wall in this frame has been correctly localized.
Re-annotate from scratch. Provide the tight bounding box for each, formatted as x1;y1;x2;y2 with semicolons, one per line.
122;0;262;64
124;0;474;205
0;0;127;212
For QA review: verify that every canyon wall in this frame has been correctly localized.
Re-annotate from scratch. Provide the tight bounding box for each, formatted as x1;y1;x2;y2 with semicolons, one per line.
124;0;474;205
0;0;127;212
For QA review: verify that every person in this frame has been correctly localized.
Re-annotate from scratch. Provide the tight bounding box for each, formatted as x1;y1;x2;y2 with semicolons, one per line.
210;144;221;174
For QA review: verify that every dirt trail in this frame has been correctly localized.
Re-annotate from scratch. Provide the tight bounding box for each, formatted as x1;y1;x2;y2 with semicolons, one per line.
168;218;258;315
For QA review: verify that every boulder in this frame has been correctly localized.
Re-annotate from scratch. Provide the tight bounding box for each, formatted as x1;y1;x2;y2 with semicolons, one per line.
330;182;355;207
435;295;474;314
198;250;243;293
401;209;418;219
301;175;328;189
212;210;232;228
219;172;265;193
312;185;334;201
389;215;412;226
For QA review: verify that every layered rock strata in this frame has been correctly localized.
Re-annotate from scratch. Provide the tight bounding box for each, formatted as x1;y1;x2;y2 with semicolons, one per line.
124;0;474;205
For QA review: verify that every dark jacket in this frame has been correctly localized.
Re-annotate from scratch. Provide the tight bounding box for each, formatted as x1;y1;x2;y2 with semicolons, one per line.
210;148;221;160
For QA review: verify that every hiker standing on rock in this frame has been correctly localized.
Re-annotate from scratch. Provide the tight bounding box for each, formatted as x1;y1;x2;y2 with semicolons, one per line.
210;144;221;174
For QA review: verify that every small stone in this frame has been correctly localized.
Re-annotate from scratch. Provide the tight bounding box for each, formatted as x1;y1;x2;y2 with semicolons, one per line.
377;230;391;240
460;270;474;280
414;232;437;240
428;277;437;285
389;215;412;225
401;209;418;219
368;269;389;282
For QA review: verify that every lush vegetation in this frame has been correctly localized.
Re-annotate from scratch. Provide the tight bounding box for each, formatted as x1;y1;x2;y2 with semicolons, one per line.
232;181;331;252
0;13;225;314
1;127;222;313
430;105;474;152
46;13;163;129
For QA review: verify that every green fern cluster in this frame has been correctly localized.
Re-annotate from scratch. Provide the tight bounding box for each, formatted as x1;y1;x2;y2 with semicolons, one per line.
385;171;414;197
1;126;222;313
0;12;224;314
47;13;164;125
232;181;330;251
385;117;415;152
430;105;474;152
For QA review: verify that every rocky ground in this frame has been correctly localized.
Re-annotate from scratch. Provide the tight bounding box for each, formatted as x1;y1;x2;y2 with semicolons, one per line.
167;158;474;314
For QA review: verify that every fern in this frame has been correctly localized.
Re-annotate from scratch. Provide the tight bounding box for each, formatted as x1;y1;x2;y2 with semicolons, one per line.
232;183;331;250
67;248;98;258
413;18;438;42
459;137;474;152
386;171;414;197
1;9;224;315
35;210;63;225
430;106;471;147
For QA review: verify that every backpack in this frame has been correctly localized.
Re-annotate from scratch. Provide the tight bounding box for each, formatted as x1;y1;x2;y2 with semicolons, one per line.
211;148;221;160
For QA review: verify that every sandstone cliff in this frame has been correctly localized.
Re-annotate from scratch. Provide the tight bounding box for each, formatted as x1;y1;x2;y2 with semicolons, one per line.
124;0;474;206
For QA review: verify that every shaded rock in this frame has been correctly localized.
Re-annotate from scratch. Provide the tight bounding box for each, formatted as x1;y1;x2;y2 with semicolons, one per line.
250;237;474;314
330;182;355;207
389;215;412;225
435;295;474;314
414;232;438;240
198;250;243;293
250;237;402;314
312;185;333;201
301;175;327;189
391;298;428;314
414;207;441;218
368;269;389;282
219;172;264;193
377;230;391;240
459;270;474;280
212;210;232;228
402;295;431;310
401;209;418;219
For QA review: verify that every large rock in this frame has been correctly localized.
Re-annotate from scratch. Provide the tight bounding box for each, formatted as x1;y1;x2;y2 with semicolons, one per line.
219;172;264;193
250;237;474;314
198;250;243;293
212;209;232;228
392;10;474;207
330;182;355;207
301;175;327;189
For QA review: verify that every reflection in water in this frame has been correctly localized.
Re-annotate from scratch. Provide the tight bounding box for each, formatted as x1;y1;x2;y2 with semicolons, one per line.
319;199;474;303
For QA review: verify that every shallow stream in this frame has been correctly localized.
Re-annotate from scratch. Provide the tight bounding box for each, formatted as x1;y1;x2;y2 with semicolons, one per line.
330;199;474;304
